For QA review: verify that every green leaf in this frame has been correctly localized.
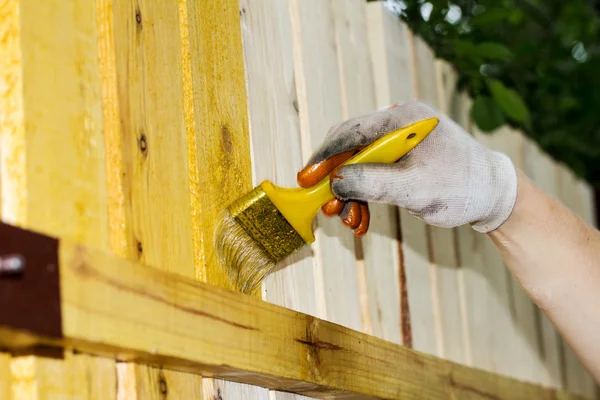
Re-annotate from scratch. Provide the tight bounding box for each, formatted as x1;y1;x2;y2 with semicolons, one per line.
474;42;513;59
470;9;513;28
487;79;531;123
471;95;505;132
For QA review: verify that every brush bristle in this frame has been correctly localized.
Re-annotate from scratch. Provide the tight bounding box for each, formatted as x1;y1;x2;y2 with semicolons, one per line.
214;209;277;293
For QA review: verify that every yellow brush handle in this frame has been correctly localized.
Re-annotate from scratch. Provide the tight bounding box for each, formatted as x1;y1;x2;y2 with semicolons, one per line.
261;117;439;243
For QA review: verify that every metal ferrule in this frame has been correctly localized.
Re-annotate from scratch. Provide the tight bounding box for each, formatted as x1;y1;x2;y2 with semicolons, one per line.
228;187;307;263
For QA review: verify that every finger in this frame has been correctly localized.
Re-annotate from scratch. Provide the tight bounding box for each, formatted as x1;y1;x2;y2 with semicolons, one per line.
307;101;438;166
322;198;345;216
297;150;355;188
331;163;417;205
353;203;370;237
340;201;362;229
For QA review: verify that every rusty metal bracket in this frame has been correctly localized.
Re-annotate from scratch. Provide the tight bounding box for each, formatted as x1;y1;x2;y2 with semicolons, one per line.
0;223;61;339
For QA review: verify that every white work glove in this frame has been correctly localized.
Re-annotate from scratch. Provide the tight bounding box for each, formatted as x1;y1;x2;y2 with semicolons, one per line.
304;101;518;233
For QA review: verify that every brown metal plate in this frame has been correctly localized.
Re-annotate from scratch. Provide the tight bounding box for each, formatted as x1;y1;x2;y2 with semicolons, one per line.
0;223;62;339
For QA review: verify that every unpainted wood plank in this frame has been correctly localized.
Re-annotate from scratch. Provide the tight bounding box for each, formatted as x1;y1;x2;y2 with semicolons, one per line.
117;363;203;400
332;0;402;343
429;61;467;364
238;1;313;398
521;138;566;387
556;165;598;398
106;0;195;278
468;128;534;380
0;0;117;397
289;0;362;330
0;353;10;400
488;129;547;384
410;38;466;362
239;0;316;316
186;0;253;288
11;354;116;400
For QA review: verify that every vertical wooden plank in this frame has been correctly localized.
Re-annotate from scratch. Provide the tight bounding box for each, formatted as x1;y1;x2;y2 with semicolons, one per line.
98;0;203;396
465;128;532;380
240;0;316;316
105;0;196;277
365;2;433;350
116;364;202;400
186;0;266;396
333;0;402;343
522;138;565;387
412;37;466;363
0;353;10;400
186;0;253;288
238;1;310;398
484;129;546;384
289;0;362;330
12;353;116;400
204;379;269;399
556;165;598;398
0;0;116;397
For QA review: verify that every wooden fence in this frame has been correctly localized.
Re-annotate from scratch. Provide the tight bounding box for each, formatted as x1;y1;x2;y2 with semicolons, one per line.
0;0;597;398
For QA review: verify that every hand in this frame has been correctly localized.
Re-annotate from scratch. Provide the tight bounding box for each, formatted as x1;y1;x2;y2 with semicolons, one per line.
297;101;518;234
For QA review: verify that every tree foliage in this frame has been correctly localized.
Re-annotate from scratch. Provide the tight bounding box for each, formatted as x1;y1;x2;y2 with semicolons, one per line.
380;0;600;186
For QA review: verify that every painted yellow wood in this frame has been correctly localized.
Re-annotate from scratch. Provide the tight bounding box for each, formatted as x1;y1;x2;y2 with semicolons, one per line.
185;0;253;288
0;353;10;400
239;0;316;315
11;353;116;400
0;239;586;399
116;363;202;400
0;0;118;397
104;0;196;277
289;0;362;329
98;0;207;395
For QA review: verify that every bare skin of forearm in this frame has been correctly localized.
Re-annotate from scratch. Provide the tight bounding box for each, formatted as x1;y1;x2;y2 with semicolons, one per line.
488;170;600;382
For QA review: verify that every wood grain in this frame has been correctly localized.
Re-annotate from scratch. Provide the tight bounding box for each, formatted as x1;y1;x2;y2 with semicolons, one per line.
0;353;9;400
186;0;253;288
98;0;207;395
117;363;203;400
0;238;587;400
0;0;116;397
485;128;548;383
333;0;402;344
239;0;316;316
365;2;430;348
11;353;116;400
556;165;598;398
289;0;362;330
411;36;466;362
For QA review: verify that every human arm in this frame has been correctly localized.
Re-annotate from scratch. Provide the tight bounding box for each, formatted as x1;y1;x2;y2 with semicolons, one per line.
300;100;600;382
489;171;600;382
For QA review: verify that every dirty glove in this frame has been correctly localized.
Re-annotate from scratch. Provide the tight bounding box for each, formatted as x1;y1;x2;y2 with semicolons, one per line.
297;101;518;234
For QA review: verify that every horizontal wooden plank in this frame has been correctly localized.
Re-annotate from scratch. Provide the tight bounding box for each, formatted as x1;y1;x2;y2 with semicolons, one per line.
0;223;587;399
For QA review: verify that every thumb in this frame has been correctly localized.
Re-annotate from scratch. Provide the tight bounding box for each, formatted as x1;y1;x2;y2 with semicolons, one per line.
331;163;416;204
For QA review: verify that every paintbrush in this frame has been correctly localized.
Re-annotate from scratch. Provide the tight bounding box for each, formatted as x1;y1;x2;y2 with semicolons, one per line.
215;117;439;293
